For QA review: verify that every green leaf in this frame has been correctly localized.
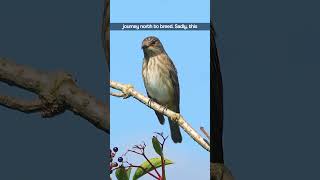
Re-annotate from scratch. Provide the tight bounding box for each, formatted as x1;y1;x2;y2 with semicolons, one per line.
115;166;130;180
152;136;163;156
132;157;173;180
126;167;132;179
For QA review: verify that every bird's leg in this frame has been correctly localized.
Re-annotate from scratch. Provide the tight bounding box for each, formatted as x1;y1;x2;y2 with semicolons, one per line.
147;98;154;107
122;84;133;99
162;105;168;114
172;113;181;123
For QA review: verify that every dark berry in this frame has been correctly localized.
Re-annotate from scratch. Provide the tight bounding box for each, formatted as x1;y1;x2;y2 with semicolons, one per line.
113;147;118;152
110;158;113;162
110;170;113;174
118;157;123;162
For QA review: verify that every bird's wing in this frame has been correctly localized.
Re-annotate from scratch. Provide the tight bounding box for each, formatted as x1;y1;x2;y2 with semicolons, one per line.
168;57;180;113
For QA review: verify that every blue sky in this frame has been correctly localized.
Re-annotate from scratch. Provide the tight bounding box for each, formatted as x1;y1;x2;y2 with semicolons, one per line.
110;31;210;179
110;0;209;23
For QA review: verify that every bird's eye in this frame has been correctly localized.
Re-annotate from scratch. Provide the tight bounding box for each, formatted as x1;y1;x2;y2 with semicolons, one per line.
151;40;156;45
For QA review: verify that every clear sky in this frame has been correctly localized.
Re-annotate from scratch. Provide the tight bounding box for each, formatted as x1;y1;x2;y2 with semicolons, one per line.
110;0;210;23
110;31;210;179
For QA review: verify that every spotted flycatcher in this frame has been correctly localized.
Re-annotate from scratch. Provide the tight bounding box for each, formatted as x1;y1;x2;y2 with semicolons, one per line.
141;36;182;143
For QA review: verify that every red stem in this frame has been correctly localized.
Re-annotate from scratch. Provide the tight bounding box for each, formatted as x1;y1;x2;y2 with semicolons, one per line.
160;155;165;180
143;154;162;178
128;164;159;179
160;138;166;180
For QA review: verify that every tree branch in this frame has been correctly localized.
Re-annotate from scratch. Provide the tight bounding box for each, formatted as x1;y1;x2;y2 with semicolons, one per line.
110;80;210;152
0;95;42;113
0;58;109;133
200;127;210;140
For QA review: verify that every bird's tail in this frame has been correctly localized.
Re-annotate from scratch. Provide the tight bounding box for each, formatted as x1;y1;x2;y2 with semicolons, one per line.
169;118;182;143
154;110;165;124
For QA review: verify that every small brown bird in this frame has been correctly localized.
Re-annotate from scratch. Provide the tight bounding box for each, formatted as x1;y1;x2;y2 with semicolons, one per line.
141;36;182;143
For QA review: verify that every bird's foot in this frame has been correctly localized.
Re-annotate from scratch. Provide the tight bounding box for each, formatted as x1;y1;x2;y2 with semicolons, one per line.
122;84;133;99
172;113;181;123
162;105;168;114
147;98;154;107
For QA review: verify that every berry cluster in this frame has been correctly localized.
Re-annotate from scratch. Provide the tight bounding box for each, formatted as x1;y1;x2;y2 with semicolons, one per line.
109;147;124;174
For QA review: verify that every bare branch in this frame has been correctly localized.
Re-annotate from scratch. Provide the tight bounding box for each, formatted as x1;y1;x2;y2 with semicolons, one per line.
110;91;126;97
0;95;42;113
110;80;210;152
0;58;109;133
200;127;210;141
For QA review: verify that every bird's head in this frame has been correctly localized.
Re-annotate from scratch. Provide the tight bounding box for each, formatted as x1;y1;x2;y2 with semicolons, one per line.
141;36;165;57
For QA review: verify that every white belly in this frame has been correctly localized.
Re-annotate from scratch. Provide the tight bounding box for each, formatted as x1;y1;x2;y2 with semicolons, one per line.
144;57;172;104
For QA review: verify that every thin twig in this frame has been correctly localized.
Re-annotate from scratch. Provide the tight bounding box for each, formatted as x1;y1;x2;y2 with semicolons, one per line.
142;153;161;178
110;92;125;97
200;127;210;141
131;143;162;178
126;161;159;179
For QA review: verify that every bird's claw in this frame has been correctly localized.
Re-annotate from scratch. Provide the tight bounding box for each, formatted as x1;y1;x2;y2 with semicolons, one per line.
122;84;133;99
172;113;181;122
162;105;168;114
147;99;154;107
